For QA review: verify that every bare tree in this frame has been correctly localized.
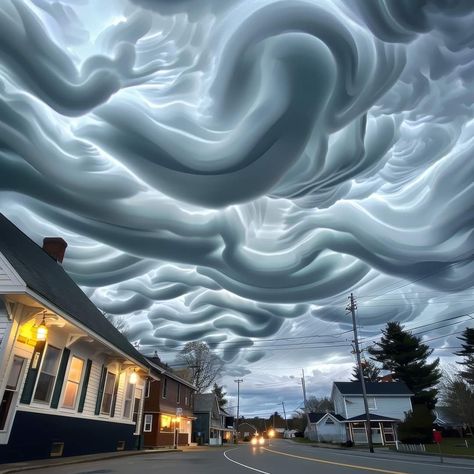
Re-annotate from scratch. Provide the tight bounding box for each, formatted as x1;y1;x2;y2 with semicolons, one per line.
176;341;223;393
105;314;130;337
438;367;474;436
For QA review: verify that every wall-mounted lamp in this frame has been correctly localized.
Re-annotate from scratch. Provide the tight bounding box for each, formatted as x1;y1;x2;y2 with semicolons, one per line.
36;313;48;341
129;369;138;384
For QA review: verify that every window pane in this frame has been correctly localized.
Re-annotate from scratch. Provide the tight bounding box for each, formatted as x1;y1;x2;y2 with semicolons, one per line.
34;373;55;402
6;357;24;390
123;400;131;418
101;372;116;414
68;357;84;383
160;415;171;431
42;347;61;374
62;381;79;408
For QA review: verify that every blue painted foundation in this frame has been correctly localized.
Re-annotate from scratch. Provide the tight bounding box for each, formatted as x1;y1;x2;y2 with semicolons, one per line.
0;411;140;463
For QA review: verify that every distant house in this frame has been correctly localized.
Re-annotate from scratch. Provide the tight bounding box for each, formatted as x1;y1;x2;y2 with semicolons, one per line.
142;357;196;448
0;214;159;462
306;412;346;443
306;381;413;445
192;393;234;445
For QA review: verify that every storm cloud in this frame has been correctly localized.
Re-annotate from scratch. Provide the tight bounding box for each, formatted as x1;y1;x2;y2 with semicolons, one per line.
0;0;473;412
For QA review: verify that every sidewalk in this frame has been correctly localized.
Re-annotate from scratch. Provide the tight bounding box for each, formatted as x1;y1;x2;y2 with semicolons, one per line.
0;447;182;474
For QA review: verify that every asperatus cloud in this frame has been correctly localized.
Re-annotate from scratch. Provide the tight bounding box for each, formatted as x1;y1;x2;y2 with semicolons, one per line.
0;0;473;366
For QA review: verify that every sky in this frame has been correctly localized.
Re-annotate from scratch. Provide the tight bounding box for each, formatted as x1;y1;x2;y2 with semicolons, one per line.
0;0;473;419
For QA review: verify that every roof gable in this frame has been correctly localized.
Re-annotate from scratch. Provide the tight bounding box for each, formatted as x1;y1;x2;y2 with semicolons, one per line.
0;214;147;367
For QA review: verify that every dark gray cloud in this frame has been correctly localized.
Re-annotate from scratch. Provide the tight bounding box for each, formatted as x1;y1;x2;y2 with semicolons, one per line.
0;0;473;414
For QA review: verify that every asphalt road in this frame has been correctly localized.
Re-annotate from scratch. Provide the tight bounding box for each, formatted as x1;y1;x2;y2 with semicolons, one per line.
23;440;474;474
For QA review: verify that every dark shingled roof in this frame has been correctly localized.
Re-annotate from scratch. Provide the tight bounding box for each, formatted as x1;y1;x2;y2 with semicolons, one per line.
334;382;413;396
193;393;217;412
346;413;400;422
0;214;148;368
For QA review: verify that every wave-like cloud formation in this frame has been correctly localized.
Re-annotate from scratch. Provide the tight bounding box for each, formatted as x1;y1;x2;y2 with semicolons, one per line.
1;0;473;365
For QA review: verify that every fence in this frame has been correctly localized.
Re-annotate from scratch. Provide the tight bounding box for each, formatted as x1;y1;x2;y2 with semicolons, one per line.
395;442;426;453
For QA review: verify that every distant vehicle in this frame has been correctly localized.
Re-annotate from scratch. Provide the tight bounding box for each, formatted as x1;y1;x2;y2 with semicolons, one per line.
251;435;266;446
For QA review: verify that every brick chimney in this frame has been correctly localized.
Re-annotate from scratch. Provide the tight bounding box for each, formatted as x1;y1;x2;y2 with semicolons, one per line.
42;237;68;263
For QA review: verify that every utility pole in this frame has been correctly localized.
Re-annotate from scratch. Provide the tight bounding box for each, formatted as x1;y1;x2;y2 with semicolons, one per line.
234;379;243;442
347;293;374;453
281;401;288;430
301;369;312;435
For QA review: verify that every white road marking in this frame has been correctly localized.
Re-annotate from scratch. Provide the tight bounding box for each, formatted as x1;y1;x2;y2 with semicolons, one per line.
224;447;271;474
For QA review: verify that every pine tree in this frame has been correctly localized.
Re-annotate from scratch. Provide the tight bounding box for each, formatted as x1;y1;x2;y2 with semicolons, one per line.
351;359;381;382
212;383;228;409
455;328;474;385
368;321;441;407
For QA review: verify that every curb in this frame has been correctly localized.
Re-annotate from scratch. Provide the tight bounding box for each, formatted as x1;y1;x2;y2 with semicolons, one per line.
0;448;181;474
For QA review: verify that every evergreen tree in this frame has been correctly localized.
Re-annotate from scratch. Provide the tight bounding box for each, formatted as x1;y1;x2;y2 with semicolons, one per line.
368;321;441;407
212;383;228;409
455;327;474;385
398;404;435;444
351;359;381;382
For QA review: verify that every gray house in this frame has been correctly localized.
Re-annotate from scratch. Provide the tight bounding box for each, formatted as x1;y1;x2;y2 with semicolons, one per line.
192;393;233;445
306;381;413;445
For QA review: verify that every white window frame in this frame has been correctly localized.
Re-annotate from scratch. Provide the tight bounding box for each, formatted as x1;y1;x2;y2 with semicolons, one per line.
33;344;61;404
0;355;26;434
61;356;84;410
368;397;377;410
123;378;135;419
100;371;117;415
144;414;153;432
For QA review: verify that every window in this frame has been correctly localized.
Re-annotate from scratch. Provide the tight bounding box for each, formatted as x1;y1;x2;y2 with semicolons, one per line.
368;397;377;410
325;418;335;425
0;356;25;430
176;383;180;404
144;414;153;432
34;346;61;403
133;388;142;434
123;380;134;418
62;357;84;409
100;371;116;415
145;379;150;398
160;414;171;432
162;378;167;398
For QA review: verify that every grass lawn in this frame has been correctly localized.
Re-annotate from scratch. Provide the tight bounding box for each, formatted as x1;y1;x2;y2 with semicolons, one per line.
425;437;474;457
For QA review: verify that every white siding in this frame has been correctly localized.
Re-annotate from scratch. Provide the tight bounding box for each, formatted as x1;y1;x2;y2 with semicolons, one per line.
344;395;411;420
333;390;346;417
0;254;24;288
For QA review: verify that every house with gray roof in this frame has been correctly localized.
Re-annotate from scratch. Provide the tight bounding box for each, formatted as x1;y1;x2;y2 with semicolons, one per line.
192;393;234;445
0;214;160;462
306;381;413;445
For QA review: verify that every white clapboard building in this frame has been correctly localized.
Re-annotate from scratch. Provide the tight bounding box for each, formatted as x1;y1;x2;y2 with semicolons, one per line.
0;214;159;462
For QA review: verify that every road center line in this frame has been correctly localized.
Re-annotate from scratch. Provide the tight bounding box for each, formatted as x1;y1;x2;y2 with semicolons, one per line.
224;447;271;474
262;447;408;474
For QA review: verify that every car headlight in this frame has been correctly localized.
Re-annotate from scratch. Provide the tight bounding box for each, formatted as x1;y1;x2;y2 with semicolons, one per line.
259;437;265;445
251;437;257;445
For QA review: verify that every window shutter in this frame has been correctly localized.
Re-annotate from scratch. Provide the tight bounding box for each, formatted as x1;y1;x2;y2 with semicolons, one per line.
110;372;121;417
50;348;71;409
20;340;46;404
95;365;107;415
77;359;92;413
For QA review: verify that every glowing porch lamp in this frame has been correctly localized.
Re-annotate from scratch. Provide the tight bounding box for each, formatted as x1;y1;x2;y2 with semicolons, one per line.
129;369;138;384
36;313;48;342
